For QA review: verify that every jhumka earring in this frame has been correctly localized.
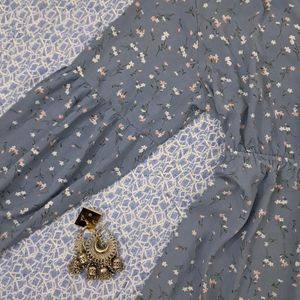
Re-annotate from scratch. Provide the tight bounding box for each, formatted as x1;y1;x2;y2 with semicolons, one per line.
68;207;124;280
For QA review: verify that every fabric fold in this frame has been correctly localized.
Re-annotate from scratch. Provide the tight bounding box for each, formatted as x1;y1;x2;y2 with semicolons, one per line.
139;0;300;299
0;0;205;254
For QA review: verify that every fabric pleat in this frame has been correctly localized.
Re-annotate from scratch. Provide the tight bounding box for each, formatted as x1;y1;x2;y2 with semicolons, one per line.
0;0;203;254
0;1;299;299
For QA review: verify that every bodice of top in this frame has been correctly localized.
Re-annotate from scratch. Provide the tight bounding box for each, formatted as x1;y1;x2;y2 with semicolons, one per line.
192;0;300;161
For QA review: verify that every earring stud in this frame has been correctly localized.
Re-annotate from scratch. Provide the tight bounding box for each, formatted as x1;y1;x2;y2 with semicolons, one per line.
68;207;124;280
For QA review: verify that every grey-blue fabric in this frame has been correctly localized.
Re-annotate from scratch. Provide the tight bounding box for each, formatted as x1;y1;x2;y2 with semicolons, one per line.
0;1;299;299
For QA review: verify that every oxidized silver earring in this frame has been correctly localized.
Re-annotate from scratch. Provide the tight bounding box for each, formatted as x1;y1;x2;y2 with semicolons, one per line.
68;207;124;280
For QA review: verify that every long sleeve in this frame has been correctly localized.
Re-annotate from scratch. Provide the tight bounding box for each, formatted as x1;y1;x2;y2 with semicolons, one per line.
0;0;205;254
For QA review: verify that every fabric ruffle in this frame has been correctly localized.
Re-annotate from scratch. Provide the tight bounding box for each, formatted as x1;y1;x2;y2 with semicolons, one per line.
139;149;300;299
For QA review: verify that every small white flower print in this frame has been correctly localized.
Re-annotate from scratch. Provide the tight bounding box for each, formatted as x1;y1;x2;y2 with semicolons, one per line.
8;145;19;155
252;270;261;282
225;56;232;66
127;135;137;141
256;230;266;239
274;198;288;206
265;134;272;143
219;213;228;222
64;99;72;109
35;86;44;94
64;187;71;197
138;145;148;153
159;80;167;91
31;146;40;155
111;46;119;56
111;26;119;37
165;111;172;120
84;172;95;181
258;209;267;218
265;112;271;118
65;83;70;95
12;220;19;226
126;61;134;70
15;191;27;197
251;51;259;62
135;81;146;90
6;212;12;219
172;86;182;96
263;258;274;267
89;114;98;125
212;17;222;28
44;201;53;209
279;125;291;133
182;286;194;293
52;151;57;157
260;66;269;76
49;166;54;171
154;129;165;138
117;88;126;100
38;110;47;120
76;131;81;137
36;180;47;190
150;16;159;23
208;54;219;63
240;35;247;44
129;42;138;52
75;66;84;77
97;66;107;76
161;261;167;267
114;167;122;176
243;163;252;169
179;46;187;58
222;190;232;196
274;109;284;119
229;264;237;273
17;159;25;168
57;178;67;183
161;31;169;41
289;35;296;45
136;27;145;37
138;52;146;63
20;207;29;215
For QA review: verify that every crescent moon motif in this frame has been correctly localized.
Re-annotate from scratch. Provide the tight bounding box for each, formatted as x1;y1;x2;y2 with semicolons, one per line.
94;241;109;253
